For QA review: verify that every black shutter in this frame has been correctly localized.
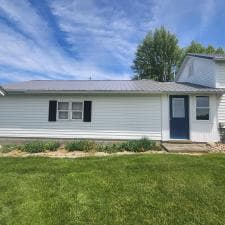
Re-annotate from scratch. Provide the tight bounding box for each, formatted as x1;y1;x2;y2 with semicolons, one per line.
48;100;57;122
83;101;92;122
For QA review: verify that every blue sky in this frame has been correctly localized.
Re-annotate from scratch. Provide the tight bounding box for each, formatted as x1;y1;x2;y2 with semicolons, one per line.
0;0;225;84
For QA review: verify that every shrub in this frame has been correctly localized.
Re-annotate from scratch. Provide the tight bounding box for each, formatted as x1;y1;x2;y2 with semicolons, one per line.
44;141;60;151
120;138;156;152
0;144;22;153
1;138;158;154
65;140;96;152
22;141;46;153
94;144;106;152
95;143;124;153
65;138;156;153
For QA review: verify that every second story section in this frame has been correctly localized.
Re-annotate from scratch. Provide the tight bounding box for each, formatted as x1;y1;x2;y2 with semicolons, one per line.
176;54;225;88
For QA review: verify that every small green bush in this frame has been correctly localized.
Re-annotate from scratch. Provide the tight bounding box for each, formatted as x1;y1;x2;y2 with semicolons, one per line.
95;143;124;153
1;138;157;154
22;141;46;153
105;144;124;153
120;138;156;152
0;144;22;153
44;141;60;151
65;138;156;153
1;141;60;153
95;138;156;153
94;144;105;152
65;140;96;152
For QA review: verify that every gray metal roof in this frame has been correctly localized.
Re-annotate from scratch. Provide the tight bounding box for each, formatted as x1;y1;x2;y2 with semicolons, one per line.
2;80;225;94
187;53;225;61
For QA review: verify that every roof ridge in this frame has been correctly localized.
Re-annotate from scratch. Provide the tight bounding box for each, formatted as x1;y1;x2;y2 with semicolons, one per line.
187;53;225;60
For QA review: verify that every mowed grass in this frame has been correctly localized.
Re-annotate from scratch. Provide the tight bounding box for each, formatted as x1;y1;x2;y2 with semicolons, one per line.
0;154;225;225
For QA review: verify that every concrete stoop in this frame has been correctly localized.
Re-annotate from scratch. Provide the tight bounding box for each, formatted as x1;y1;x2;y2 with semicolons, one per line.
162;143;209;153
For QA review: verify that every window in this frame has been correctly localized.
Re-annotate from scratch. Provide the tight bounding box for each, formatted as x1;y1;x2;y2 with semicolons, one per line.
196;96;209;120
172;98;185;118
57;101;83;120
72;102;83;120
58;102;69;120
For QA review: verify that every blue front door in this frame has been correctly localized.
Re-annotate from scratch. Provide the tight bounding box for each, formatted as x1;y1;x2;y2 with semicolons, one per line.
170;95;189;139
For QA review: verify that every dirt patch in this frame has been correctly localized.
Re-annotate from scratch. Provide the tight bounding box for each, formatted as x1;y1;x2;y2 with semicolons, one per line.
0;149;165;158
2;144;225;158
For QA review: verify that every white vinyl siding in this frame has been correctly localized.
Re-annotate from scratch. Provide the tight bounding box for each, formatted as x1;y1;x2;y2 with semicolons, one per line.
189;95;219;142
216;62;225;88
161;94;219;142
0;94;161;140
216;62;225;124
218;95;225;123
0;93;220;142
177;57;216;87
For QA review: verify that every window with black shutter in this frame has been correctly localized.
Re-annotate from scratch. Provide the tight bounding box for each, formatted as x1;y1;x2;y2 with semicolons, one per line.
83;101;92;122
48;100;57;122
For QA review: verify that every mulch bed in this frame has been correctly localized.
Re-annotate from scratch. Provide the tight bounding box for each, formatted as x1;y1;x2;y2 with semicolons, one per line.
0;149;165;158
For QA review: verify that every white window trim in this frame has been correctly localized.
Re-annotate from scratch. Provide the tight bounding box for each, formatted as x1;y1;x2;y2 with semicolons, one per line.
71;102;83;120
57;101;83;121
196;96;210;121
57;101;70;120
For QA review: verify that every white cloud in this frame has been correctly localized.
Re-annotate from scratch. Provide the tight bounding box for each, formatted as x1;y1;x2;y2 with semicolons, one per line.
0;0;219;84
0;0;52;47
50;0;138;65
0;22;79;78
0;0;133;83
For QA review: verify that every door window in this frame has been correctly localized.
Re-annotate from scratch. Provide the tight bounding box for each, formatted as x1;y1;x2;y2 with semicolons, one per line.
172;98;185;118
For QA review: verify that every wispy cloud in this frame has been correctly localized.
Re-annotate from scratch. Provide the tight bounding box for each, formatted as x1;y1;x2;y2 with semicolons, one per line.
50;0;138;66
0;0;132;83
0;0;221;83
0;0;51;46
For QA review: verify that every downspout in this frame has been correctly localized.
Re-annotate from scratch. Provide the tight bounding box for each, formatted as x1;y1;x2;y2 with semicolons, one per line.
160;94;163;142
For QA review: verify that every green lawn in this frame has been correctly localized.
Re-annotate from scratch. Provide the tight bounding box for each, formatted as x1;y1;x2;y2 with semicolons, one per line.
0;154;225;225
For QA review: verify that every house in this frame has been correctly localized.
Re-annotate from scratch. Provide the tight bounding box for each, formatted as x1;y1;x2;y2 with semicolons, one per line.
1;53;225;142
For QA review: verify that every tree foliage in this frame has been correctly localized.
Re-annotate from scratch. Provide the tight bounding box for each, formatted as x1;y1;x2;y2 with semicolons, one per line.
184;41;225;55
132;27;181;81
133;29;225;81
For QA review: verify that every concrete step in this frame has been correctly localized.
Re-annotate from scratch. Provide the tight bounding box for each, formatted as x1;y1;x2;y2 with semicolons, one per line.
162;143;209;153
164;140;193;144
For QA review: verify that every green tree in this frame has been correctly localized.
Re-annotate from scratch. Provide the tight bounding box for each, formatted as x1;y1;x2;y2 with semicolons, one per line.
132;27;181;81
184;41;205;54
184;41;225;55
205;45;216;54
179;41;225;66
132;27;225;82
215;47;225;54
